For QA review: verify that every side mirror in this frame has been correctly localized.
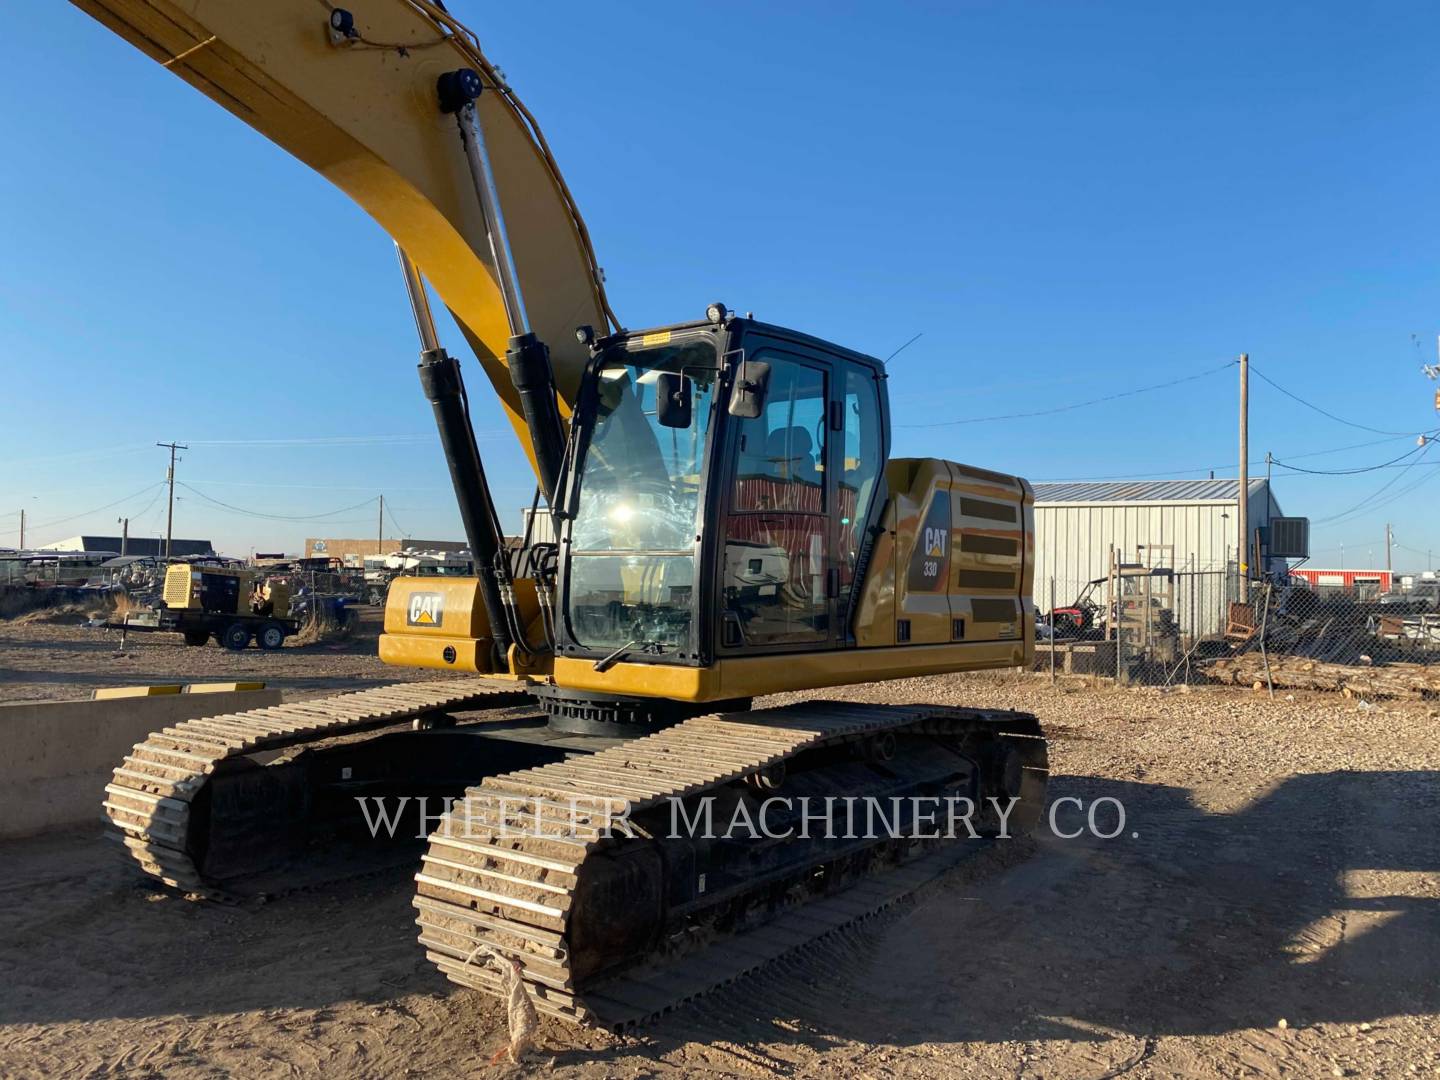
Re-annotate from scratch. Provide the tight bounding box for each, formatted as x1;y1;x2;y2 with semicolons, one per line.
656;371;693;428
728;359;771;419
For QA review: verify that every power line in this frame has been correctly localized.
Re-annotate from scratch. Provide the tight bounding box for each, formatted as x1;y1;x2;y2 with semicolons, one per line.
1314;441;1438;525
898;359;1236;428
1248;363;1427;437
177;482;383;522
1309;539;1384;555
181;434;436;447
130;484;165;524
1393;540;1434;558
1319;466;1432;526
5;444;153;468
145;486;170;539
1271;434;1417;461
3;432;486;474
1361;464;1440;519
183;477;450;492
24;481;166;534
1270;436;1436;476
1031;433;1424;482
178;432;506;447
385;501;411;539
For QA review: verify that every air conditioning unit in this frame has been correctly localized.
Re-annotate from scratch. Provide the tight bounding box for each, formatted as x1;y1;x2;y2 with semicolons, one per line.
1267;517;1310;559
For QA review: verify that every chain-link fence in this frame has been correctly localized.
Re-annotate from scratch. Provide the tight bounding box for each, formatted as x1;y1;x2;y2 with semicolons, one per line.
0;557;370;625
1035;570;1224;685
1202;576;1440;697
1036;564;1440;696
0;557;114;587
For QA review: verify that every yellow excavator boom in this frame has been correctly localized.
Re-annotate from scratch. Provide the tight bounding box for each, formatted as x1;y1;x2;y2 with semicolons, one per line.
73;0;613;476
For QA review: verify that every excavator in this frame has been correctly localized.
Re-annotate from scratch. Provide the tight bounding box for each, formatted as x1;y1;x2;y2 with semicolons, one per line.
78;1;1048;1028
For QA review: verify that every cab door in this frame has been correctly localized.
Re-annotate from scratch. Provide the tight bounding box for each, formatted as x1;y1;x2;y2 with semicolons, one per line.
719;348;835;650
834;359;887;640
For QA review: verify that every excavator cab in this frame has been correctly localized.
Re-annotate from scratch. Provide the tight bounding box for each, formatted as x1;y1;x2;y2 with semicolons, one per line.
557;316;888;672
379;310;902;721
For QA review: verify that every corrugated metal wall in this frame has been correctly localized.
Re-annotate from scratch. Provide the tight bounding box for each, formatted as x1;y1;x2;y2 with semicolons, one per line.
1033;487;1273;639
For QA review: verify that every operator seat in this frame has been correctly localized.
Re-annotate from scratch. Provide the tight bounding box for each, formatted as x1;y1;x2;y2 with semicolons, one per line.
764;426;821;488
727;425;828;628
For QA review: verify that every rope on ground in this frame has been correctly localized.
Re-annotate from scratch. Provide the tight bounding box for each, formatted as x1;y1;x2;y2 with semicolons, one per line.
463;941;542;1065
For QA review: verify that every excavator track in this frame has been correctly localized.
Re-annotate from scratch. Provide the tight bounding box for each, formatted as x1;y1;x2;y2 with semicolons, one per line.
415;700;1047;1029
103;679;531;897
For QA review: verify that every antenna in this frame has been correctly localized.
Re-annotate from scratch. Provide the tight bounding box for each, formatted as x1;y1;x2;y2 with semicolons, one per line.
884;332;923;364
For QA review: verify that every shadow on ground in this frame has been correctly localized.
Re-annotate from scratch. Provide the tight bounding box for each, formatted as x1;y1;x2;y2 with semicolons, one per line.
611;768;1440;1062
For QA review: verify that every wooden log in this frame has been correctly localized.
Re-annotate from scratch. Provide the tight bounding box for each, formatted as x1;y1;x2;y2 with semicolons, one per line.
1202;654;1440;698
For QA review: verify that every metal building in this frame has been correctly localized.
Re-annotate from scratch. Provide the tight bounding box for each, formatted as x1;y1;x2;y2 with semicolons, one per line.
1287;566;1393;598
38;535;214;558
1032;478;1283;638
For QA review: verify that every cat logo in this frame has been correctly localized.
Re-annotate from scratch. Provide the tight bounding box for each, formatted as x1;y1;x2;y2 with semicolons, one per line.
407;591;444;627
907;491;952;593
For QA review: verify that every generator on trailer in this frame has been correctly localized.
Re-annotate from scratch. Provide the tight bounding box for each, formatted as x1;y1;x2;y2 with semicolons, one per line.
113;563;297;650
70;0;1049;1028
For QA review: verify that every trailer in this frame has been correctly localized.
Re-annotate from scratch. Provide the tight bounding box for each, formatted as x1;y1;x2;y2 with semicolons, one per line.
113;606;299;650
110;564;299;650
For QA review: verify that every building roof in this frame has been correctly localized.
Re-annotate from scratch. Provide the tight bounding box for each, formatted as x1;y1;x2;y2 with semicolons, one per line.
38;535;213;556
1033;479;1270;504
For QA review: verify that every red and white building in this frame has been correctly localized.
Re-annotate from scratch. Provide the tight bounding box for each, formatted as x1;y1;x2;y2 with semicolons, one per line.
1288;567;1393;598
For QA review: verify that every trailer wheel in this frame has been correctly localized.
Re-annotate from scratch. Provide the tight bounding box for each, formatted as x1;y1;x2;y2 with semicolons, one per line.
182;629;209;647
221;623;252;651
257;622;286;651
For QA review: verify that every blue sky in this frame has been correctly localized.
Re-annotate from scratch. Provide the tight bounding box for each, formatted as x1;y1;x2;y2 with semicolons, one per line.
3;2;1438;567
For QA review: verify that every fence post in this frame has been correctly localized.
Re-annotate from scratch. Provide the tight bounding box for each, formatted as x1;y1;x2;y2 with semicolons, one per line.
1116;614;1124;685
1258;582;1274;699
1049;576;1056;686
1113;548;1125;686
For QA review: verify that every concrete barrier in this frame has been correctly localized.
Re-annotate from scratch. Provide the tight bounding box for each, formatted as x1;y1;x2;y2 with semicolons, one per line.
0;688;282;839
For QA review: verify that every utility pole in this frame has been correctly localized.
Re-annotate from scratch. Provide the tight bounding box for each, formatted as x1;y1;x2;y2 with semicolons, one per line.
18;508;24;550
1386;523;1393;581
157;441;187;560
1237;353;1249;603
378;494;385;557
118;517;128;557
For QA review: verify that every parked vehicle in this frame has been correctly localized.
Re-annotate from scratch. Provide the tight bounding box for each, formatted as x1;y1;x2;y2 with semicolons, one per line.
1378;580;1440;613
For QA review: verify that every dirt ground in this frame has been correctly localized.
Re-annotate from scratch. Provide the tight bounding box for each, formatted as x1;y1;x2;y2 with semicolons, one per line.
0;607;452;703
1;614;1438;1078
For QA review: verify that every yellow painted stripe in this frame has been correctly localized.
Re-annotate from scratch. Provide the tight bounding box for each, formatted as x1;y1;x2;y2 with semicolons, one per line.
93;685;183;700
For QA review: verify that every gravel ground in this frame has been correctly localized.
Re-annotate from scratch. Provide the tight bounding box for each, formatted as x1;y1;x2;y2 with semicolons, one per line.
0;616;1437;1078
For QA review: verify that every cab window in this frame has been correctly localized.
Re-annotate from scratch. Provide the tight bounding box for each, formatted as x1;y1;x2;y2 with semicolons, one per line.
732;362;826;512
724;355;828;645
